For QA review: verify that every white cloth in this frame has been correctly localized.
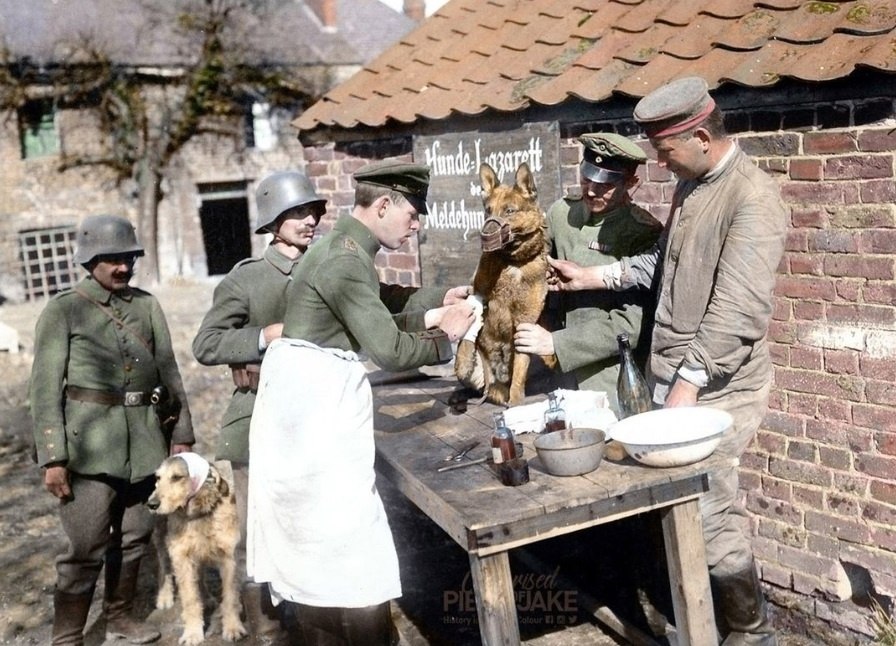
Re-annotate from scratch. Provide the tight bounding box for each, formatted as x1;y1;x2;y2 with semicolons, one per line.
462;293;485;342
177;452;210;499
503;389;617;434
247;338;401;608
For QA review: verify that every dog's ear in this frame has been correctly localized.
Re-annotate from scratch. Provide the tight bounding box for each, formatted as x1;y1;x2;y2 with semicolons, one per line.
515;163;537;201
479;163;499;197
210;465;230;497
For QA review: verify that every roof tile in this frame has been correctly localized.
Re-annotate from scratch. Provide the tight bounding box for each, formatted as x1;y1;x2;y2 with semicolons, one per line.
294;0;896;136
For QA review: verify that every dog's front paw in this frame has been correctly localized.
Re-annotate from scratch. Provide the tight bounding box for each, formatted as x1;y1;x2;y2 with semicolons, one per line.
178;624;204;645
221;619;248;642
156;575;175;609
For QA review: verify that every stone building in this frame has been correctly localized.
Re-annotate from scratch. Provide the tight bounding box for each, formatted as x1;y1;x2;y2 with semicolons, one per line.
0;0;420;301
290;0;896;642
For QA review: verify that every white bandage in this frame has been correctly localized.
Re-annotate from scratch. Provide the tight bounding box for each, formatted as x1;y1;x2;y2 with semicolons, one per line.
177;452;210;499
462;294;485;342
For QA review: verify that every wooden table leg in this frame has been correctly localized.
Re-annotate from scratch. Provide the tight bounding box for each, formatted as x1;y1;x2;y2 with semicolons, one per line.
469;550;520;646
661;499;717;646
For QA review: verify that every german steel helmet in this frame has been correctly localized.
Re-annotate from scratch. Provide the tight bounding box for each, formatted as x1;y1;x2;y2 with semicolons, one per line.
254;171;326;234
73;215;144;265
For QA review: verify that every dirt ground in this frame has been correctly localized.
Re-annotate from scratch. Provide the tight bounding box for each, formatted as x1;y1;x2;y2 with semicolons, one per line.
0;278;818;645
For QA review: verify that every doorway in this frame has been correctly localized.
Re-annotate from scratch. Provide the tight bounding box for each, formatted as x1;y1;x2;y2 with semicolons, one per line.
198;182;252;276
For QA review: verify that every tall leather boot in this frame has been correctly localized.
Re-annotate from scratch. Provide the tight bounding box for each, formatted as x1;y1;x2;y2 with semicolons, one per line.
711;559;777;646
52;590;94;646
242;583;289;645
103;560;160;644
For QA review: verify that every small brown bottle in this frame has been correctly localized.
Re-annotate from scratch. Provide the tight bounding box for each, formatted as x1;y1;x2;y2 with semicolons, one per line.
616;333;652;419
491;412;517;464
542;391;567;433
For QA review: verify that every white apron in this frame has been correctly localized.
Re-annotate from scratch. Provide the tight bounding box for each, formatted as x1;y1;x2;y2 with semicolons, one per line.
247;338;401;607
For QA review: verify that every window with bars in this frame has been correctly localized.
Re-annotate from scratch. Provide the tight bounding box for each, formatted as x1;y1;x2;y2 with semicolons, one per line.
19;226;80;301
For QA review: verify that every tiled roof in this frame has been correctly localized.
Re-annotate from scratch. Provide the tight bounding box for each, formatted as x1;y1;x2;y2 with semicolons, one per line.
293;0;896;135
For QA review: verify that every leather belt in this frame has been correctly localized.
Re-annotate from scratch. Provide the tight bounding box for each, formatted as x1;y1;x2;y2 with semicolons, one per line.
65;385;152;407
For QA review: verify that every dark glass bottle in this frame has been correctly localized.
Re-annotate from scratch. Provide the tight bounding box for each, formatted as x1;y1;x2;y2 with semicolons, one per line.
542;391;567;433
491;412;516;464
616;333;652;419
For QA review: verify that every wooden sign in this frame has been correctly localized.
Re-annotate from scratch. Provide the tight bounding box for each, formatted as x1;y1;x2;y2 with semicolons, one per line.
413;123;561;288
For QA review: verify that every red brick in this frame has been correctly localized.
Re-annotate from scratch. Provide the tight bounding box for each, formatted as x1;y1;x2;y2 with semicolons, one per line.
877;430;896;455
862;501;896;526
823;349;859;375
761;475;792;501
824;254;894;280
858;128;896;152
864;229;896;254
786;439;817;462
757;429;788;453
768;320;798;344
826;303;895;327
871;526;896;552
645;161;673;183
864;282;896;306
829;205;896;229
818;445;852;471
748;493;804;525
791;208;828;228
779;542;836;576
834;279;862;302
833;473;867;497
805;510;872;543
789;159;823;181
772;297;792;320
804;132;857;154
860;179;896;203
855;452;896;478
859;356;896;382
768;457;833;487
788;392;817;416
757;519;805;548
793;484;824;509
824;155;892;180
809;230;858;253
775;368;862;400
807;419;874;453
790;346;823;370
769;343;788;367
816;397;852;422
775;276;837;300
792;300;824;320
767;389;786;411
807;533;840;559
784;229;808;252
867;381;896;407
781;182;844;205
838;542;896;575
762;411;805;437
827;492;862;517
870;479;896;506
759;158;788;175
788;252;823;275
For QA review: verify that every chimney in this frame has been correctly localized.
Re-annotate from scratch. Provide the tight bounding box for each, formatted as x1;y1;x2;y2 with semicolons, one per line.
403;0;425;21
307;0;337;28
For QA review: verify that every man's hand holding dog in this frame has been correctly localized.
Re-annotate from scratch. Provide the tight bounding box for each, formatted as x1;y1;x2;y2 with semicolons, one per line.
44;464;72;501
514;322;555;356
426;301;476;342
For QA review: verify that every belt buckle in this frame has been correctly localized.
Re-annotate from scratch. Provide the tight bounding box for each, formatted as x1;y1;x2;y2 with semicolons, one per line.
124;391;144;406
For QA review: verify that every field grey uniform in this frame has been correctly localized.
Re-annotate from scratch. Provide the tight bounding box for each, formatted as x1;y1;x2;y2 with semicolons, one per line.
546;132;662;414
30;215;194;646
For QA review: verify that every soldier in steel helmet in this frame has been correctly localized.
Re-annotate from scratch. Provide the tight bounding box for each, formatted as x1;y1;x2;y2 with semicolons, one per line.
191;170;326;643
30;214;195;645
513;132;662;414
247;159;475;645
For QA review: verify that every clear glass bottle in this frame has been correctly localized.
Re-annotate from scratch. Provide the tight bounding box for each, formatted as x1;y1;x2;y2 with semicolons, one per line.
491;412;516;464
616;333;652;419
542;391;567;433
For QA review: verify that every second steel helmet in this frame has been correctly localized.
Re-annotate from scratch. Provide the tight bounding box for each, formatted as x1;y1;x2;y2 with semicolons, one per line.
73;215;144;265
254;171;326;234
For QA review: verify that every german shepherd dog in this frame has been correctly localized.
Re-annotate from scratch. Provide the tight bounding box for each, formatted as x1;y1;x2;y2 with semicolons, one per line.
455;162;556;405
147;454;246;645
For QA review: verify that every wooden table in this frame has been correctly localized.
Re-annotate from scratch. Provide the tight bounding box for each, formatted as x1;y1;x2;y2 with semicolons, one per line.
372;374;730;646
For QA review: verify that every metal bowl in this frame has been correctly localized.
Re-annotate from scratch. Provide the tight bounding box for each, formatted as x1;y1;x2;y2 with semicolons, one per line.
608;407;732;467
534;428;606;476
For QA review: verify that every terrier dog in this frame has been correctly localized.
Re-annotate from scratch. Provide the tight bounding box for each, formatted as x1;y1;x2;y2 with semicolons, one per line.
455;162;556;405
147;453;247;645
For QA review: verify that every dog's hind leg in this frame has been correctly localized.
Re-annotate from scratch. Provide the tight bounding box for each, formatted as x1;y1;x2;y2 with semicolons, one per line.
219;556;247;642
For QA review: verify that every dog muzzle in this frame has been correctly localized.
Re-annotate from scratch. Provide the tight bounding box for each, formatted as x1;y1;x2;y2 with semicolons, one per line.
480;217;514;252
